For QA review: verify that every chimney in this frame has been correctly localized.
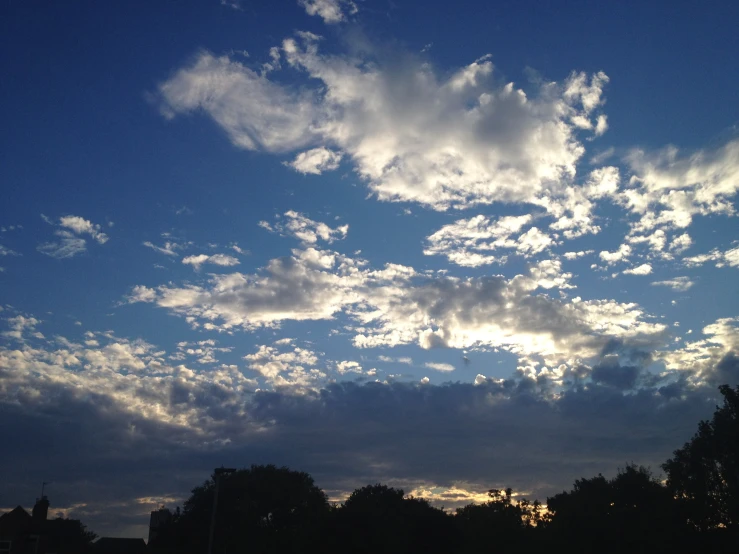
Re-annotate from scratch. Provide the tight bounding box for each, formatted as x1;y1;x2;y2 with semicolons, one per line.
32;496;49;523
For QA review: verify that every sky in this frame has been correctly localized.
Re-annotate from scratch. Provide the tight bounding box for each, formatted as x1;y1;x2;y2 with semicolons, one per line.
1;0;738;539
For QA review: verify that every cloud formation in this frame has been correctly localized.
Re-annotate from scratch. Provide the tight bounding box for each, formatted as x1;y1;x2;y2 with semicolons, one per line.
298;0;357;24
259;211;349;245
38;215;109;259
157;38;610;211
182;254;241;270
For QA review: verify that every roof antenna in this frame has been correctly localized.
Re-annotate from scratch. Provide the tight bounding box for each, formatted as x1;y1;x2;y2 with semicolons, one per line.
41;482;50;498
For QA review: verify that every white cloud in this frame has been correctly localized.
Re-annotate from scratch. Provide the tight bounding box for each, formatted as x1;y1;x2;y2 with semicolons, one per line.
670;232;692;254
659;317;739;384
621;140;739;232
651;276;694;292
244;342;325;389
683;245;739;268
424;362;455;372
182;253;240;270
298;0;357;24
0;245;19;256
38;232;88;259
157;52;321;152
563;250;594;260
622;263;652;276
38;215;109;259
3;315;41;341
287;147;343;174
131;247;665;366
144;240;190;256
158;38;610;211
260;211;348;245
424;214;559;267
599;243;631;264
59;216;109;244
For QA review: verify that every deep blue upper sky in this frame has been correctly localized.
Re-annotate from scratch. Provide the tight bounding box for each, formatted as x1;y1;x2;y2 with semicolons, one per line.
1;0;738;539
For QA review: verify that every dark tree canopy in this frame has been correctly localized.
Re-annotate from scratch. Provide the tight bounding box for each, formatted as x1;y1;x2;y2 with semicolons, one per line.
152;464;329;554
662;384;739;531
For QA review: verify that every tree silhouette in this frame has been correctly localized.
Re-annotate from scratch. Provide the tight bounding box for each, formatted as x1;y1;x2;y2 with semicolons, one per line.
546;465;681;553
331;484;456;554
151;464;329;554
454;488;544;552
662;384;739;531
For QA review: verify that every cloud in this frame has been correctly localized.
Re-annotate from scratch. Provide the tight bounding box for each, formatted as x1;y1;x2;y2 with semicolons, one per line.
620;140;739;233
651;276;693;292
244;341;325;389
298;0;357;24
259;211;348;245
130;248;665;367
182;253;240;270
599;243;631;265
0;245;20;256
38;215;109;259
622;263;652;276
143;240;190;257
424;362;455;372
58;216;109;244
563;250;594;260
157;38;610;211
1;329;726;538
157;51;322;152
683;245;739;268
2;315;42;341
423;214;562;267
659;317;739;385
287;147;343;174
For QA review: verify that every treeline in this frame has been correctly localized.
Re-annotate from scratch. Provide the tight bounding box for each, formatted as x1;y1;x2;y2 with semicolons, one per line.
151;385;739;554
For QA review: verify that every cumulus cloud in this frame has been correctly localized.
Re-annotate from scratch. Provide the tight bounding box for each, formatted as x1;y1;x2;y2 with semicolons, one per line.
424;214;558;267
157;37;610;211
244;342;325;389
622;263;652;276
683;245;739;268
287;147;343;174
129;248;666;368
659;317;739;385
651;276;694;292
298;0;357;24
38;215;109;259
3;315;42;341
563;250;594;260
182;253;240;270
259;211;348;245
599;243;631;265
620;140;739;234
58;216;109;244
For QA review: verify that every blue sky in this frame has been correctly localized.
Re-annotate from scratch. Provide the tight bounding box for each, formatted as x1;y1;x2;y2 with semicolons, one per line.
1;0;738;538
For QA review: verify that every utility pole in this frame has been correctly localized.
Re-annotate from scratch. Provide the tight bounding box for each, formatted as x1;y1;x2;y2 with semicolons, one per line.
207;467;236;554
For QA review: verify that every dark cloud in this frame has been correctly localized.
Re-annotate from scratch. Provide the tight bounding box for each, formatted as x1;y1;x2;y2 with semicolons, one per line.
0;375;723;538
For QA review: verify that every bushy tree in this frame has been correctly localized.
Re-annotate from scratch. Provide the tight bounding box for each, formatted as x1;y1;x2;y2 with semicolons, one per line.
152;464;329;554
662;384;739;531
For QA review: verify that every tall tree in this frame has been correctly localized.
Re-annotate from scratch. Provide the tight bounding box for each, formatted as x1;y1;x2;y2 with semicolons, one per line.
662;384;739;531
151;464;330;554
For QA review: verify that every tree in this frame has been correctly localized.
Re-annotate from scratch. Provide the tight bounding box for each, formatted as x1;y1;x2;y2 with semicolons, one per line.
455;488;544;552
546;465;681;553
662;384;739;531
151;464;330;554
44;517;97;554
333;484;456;554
